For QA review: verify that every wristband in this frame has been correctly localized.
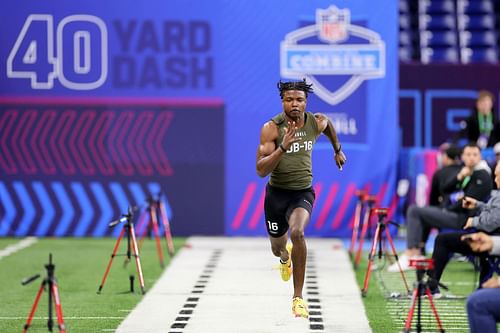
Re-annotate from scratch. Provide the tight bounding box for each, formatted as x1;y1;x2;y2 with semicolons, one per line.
334;144;342;154
279;144;287;153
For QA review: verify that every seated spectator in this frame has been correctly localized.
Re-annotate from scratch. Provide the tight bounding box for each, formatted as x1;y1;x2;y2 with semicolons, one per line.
458;90;500;149
429;144;462;208
388;143;492;272
427;161;500;296
461;232;500;333
420;144;462;252
490;142;500;188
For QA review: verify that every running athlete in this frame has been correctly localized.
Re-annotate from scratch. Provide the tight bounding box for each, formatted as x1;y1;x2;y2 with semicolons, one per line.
256;79;346;318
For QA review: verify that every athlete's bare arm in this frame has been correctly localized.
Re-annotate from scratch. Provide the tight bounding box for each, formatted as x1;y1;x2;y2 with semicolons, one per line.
256;120;299;177
314;113;346;170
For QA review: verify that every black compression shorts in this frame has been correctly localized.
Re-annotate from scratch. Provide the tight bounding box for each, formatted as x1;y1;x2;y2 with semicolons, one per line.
264;183;315;238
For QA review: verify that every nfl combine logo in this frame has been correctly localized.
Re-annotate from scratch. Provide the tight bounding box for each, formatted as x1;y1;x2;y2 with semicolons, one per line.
280;5;385;105
317;6;349;43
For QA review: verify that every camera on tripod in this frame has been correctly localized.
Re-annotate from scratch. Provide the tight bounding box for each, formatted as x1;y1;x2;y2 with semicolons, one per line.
372;207;388;219
408;258;434;271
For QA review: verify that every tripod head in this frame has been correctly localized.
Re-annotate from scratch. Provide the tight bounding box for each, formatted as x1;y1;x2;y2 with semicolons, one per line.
409;258;449;291
371;207;400;228
109;206;136;227
355;190;367;202
21;253;55;286
366;195;377;206
372;207;388;220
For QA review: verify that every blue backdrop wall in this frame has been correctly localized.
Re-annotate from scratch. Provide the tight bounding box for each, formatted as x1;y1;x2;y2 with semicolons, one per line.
0;1;398;237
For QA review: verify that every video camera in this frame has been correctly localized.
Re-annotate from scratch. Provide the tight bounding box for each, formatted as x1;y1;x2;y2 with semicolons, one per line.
408;258;434;270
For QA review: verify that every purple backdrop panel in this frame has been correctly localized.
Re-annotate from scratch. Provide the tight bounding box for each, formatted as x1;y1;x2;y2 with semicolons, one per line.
0;97;225;237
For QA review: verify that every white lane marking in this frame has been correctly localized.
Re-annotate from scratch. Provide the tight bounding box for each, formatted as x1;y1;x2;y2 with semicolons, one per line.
0;237;38;260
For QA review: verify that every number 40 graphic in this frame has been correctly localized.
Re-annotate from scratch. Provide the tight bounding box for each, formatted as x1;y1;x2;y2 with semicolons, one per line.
7;14;108;90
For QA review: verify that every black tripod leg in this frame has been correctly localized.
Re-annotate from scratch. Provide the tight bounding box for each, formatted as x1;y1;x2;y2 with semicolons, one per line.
48;278;53;332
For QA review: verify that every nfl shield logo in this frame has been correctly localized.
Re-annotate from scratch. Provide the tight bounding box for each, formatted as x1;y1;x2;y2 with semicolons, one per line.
316;6;350;43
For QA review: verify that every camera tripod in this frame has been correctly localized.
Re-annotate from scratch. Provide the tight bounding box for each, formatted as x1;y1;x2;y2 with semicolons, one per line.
361;208;411;297
97;207;145;294
349;190;366;258
22;254;66;333
137;194;175;267
354;195;377;268
404;259;445;333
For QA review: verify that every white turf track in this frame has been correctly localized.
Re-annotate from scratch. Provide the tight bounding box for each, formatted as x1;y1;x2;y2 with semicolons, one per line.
117;237;371;333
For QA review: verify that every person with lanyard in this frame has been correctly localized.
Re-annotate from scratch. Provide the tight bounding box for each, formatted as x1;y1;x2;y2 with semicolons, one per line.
460;91;500;149
256;79;346;318
388;142;492;272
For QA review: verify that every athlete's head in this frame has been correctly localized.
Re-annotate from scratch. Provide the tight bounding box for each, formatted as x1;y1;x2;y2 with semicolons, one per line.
277;79;313;121
277;79;314;99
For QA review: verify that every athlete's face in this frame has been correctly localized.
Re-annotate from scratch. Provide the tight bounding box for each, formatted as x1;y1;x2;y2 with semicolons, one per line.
282;90;307;121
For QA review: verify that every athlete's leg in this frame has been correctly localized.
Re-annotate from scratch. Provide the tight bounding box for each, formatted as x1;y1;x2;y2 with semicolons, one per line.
269;233;289;262
288;207;310;298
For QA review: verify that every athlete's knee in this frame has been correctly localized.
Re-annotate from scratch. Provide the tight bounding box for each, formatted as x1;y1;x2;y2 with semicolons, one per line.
290;227;305;243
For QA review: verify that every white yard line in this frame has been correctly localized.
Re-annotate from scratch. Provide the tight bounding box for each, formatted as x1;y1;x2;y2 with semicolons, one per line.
116;237;371;333
0;237;38;260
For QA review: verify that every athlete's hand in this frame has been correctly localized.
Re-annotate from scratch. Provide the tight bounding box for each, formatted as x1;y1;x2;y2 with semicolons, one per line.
334;151;346;170
281;121;300;150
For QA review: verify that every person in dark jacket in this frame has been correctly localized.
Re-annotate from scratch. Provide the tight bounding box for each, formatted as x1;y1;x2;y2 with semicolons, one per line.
429;145;462;207
459;90;500;149
388;143;493;272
